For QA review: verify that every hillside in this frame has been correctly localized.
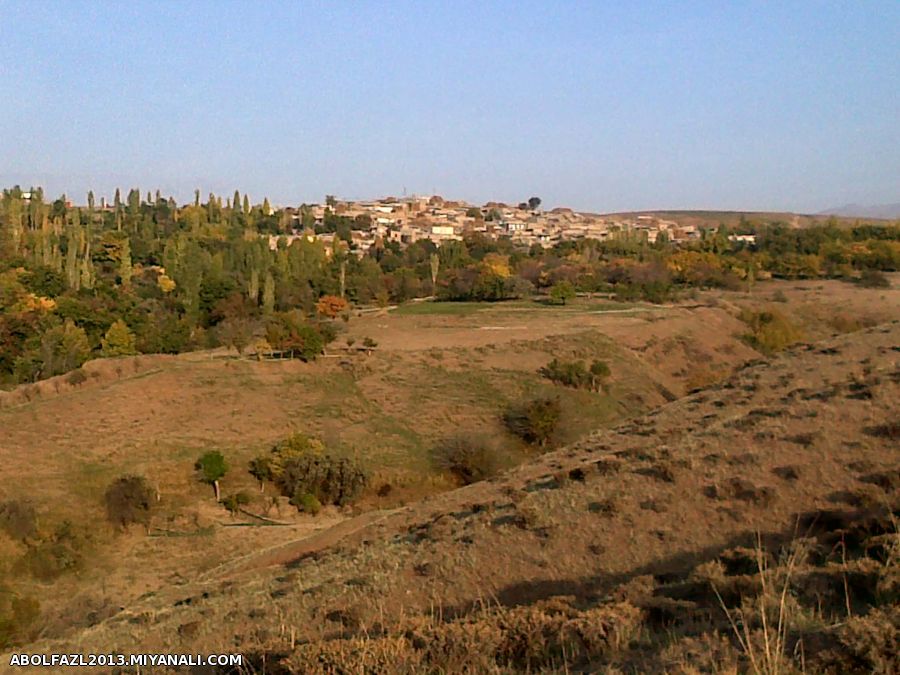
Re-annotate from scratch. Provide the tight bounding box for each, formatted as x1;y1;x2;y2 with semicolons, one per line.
819;203;900;220
599;209;893;229
13;314;898;673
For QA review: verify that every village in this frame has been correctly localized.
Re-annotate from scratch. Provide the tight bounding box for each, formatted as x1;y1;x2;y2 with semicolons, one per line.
269;195;706;255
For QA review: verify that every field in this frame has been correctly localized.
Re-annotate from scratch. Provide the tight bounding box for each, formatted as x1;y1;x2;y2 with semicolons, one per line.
0;277;897;668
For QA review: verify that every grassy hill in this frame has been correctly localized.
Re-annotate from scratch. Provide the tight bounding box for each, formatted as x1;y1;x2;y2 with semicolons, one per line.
0;279;897;671
13;318;898;674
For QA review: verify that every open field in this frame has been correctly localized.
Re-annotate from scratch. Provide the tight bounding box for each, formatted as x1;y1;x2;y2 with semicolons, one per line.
0;277;897;663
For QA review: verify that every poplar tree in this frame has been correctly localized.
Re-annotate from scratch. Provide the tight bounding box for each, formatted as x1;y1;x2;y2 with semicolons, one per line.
247;268;260;303
262;272;275;314
119;237;132;287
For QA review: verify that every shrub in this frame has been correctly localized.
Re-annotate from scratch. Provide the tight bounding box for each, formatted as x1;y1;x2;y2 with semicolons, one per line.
0;500;38;541
738;307;804;354
221;491;252;516
858;269;890;288
66;369;88;386
277;454;367;508
291;492;322;515
104;475;157;530
503;397;561;448
362;336;378;350
431;434;502;485
16;521;87;581
264;434;368;508
0;592;40;649
772;289;789;302
539;359;610;391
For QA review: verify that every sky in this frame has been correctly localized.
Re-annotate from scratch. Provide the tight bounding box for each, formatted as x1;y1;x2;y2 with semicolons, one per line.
1;1;898;213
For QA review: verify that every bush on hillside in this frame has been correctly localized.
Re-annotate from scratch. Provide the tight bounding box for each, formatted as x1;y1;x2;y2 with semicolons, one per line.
221;491;252;516
540;358;610;392
15;521;88;581
431;434;503;485
858;269;890;288
277;454;367;508
738;307;804;354
503;397;562;448
104;475;157;530
0;500;38;542
0;591;40;649
291;492;322;515
260;433;368;508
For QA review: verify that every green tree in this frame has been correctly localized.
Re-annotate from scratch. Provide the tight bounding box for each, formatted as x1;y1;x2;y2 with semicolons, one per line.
101;320;137;357
195;451;228;501
429;253;440;291
549;280;576;305
36;320;91;380
262;272;275;314
503;397;561;448
589;360;611;392
118;236;132;287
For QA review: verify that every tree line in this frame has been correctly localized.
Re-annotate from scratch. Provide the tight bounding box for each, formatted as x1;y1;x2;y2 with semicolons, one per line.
1;185;897;386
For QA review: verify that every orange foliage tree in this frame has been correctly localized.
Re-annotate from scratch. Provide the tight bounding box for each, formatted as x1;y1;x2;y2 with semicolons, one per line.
315;294;349;319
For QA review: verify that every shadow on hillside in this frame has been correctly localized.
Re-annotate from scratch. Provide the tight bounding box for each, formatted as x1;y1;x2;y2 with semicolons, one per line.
440;503;895;620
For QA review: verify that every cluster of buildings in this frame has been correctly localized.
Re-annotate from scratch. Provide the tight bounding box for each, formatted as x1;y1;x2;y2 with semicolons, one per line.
271;196;703;254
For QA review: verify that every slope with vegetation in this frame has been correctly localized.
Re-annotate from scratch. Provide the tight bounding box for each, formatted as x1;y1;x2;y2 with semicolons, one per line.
9;318;897;673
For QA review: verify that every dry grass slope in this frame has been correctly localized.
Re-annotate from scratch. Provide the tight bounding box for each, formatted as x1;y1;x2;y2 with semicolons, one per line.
13;318;898;673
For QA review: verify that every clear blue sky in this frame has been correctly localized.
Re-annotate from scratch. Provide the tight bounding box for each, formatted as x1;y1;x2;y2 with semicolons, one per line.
1;1;897;213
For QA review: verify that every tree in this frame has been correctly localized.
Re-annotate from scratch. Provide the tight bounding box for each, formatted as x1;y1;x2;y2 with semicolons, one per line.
431;434;502;485
549;280;576;305
216;317;255;356
195;451;228;501
527;196;542;210
589;360;611;392
430;253;440;290
315;294;348;319
248;455;273;492
35;320;91;380
262;272;275;314
104;475;157;531
101;320;137;358
503;397;561;448
266;312;326;360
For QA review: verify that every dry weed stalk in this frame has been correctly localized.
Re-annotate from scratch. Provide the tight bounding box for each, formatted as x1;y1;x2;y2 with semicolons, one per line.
713;533;803;675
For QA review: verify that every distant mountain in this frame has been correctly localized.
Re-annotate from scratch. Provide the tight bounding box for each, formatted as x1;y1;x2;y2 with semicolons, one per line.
818;203;900;219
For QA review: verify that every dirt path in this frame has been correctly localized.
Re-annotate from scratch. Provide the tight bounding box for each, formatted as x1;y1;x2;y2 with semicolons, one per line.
201;508;403;580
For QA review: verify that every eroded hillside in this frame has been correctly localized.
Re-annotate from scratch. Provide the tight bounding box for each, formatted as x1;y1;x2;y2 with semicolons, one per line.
15;319;898;673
